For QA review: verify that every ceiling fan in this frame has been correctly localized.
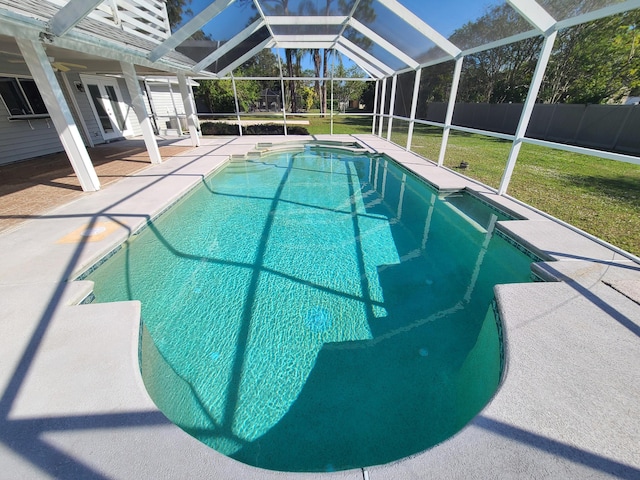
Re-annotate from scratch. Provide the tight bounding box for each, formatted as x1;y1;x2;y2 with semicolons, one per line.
49;59;87;72
4;52;86;72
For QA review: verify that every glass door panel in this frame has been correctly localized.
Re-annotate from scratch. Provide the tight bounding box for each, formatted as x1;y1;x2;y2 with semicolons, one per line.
105;85;127;131
87;84;115;134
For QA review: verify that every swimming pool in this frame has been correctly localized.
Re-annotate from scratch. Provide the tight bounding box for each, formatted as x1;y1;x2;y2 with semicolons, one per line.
87;146;534;472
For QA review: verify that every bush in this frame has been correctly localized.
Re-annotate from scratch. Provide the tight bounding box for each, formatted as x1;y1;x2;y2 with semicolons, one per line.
200;122;239;135
200;122;309;136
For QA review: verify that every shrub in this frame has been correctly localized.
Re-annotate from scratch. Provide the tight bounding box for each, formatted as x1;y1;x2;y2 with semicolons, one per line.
199;122;309;136
200;122;238;135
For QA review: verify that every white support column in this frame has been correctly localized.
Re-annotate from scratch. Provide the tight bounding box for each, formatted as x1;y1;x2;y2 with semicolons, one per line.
437;56;463;166
498;31;557;195
143;78;160;134
60;71;94;148
386;74;397;141
120;61;162;164
371;80;379;134
406;68;422;151
166;78;182;137
16;38;100;191
230;72;242;136
177;73;200;146
276;49;288;136
377;77;387;137
330;51;335;135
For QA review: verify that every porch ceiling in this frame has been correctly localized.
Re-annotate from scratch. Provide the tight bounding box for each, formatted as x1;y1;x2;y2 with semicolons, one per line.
0;34;169;77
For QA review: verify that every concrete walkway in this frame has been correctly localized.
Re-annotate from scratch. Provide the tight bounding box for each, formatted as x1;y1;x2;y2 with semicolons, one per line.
0;135;638;479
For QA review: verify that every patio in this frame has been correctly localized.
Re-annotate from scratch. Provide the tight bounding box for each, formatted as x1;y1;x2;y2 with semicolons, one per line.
0;138;195;234
0;135;638;479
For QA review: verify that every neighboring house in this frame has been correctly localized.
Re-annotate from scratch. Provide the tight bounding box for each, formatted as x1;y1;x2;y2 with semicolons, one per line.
0;0;201;190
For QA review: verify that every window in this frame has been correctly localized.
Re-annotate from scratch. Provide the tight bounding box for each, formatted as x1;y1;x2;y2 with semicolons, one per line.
0;77;48;116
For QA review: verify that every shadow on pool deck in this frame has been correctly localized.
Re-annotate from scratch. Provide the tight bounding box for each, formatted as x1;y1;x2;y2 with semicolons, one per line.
0;135;639;479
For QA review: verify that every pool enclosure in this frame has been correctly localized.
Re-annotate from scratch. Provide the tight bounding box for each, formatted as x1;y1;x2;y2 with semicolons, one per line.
0;0;639;195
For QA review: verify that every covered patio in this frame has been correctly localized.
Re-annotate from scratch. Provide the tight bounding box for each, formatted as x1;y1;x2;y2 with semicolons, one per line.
0;137;195;233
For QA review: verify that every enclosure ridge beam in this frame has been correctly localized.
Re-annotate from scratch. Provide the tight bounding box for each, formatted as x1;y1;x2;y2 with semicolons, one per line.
274;35;338;43
217;38;274;77
149;0;236;62
48;0;105;37
334;44;383;78
376;0;460;58
276;41;335;49
348;18;419;69
329;0;363;51
554;0;640;32
267;16;347;25
507;0;556;33
191;18;265;73
337;37;394;76
252;0;278;44
459;30;542;58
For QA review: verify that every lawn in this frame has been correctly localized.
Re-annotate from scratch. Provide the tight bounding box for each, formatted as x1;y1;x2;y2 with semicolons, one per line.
307;118;640;257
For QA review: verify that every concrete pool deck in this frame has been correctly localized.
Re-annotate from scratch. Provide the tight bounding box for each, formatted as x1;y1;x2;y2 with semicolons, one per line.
0;135;638;479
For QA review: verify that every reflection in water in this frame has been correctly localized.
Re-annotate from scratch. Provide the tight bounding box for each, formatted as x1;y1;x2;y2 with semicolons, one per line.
88;148;533;472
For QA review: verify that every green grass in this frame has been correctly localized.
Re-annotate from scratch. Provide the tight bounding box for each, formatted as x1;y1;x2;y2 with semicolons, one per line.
300;114;373;135
419;128;640;257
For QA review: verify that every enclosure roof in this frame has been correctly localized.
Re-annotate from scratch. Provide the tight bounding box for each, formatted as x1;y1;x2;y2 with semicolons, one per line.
0;1;639;78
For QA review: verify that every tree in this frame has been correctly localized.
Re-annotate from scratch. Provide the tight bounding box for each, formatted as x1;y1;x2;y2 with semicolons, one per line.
426;5;639;106
196;77;260;113
196;79;235;113
165;0;190;31
450;4;541;103
332;64;367;111
540;11;640;104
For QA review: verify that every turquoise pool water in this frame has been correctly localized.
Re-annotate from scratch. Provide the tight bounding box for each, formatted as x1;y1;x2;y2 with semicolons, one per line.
87;147;533;472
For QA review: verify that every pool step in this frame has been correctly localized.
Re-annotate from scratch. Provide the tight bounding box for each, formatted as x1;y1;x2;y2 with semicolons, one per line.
63;280;95;305
7;300;153;420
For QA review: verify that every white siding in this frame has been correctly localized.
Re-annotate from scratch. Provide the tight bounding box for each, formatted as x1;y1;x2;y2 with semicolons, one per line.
147;82;185;131
0;73;162;166
65;72;105;145
0;97;64;166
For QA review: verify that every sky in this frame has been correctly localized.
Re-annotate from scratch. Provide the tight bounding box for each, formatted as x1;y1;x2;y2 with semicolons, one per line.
177;0;506;75
181;0;497;39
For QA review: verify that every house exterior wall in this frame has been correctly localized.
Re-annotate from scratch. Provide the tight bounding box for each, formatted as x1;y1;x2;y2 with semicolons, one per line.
0;72;153;166
0;92;64;166
147;82;186;133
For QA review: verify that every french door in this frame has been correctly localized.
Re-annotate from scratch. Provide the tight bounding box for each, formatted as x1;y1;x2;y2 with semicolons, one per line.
82;76;131;141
